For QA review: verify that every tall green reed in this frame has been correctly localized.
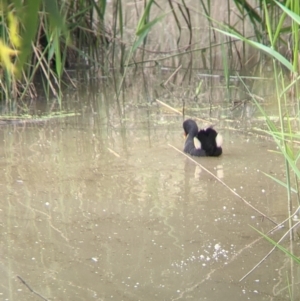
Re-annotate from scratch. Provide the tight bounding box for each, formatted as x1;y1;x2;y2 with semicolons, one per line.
1;0;297;104
218;0;300;248
115;0;167;100
0;0;112;102
0;1;68;102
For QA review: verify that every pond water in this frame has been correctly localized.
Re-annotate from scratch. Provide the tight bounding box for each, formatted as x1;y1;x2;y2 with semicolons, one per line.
0;77;299;301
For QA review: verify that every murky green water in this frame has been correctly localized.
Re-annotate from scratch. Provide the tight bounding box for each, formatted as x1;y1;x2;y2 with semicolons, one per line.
0;86;299;301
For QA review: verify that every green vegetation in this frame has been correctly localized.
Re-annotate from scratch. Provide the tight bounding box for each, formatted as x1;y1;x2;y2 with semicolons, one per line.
0;0;102;101
0;0;299;295
0;0;298;103
217;1;300;295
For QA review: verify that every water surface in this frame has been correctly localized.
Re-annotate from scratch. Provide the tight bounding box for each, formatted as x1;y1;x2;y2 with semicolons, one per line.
0;95;298;301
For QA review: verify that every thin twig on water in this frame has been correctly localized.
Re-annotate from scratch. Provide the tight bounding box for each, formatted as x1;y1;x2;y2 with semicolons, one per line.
17;276;49;301
107;147;120;158
155;98;182;115
155;98;208;123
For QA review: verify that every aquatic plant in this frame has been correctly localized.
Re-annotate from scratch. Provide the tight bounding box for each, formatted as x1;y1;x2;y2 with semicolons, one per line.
217;1;300;296
0;0;298;105
0;0;107;102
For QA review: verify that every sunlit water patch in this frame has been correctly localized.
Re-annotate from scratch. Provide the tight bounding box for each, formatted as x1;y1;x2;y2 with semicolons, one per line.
171;242;234;270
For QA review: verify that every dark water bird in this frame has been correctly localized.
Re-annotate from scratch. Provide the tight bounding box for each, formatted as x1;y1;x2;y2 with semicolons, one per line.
183;119;223;157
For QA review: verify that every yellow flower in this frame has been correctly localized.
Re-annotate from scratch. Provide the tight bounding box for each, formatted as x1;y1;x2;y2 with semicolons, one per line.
0;40;19;73
8;12;21;48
